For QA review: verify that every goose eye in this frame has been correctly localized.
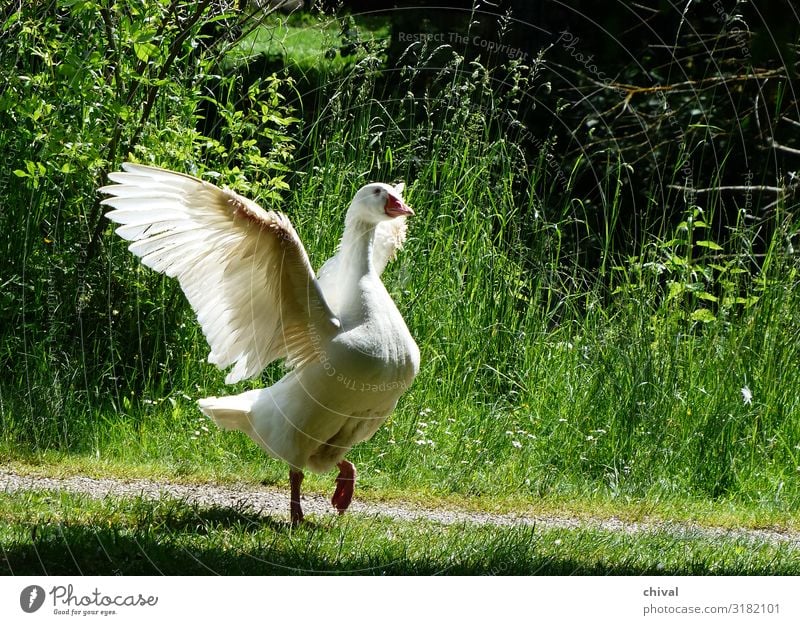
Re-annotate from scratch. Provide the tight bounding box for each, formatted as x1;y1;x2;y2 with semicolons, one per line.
373;188;382;196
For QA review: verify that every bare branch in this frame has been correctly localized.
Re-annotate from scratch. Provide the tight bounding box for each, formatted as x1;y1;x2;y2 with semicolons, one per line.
668;184;797;194
769;140;800;156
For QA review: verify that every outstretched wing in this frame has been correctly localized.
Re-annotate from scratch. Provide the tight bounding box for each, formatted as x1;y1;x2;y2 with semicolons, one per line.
101;163;339;384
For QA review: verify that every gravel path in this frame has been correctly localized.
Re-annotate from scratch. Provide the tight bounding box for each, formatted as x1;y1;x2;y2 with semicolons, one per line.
1;469;798;546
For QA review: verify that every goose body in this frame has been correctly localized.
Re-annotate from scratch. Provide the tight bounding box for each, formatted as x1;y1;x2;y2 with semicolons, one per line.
101;163;419;522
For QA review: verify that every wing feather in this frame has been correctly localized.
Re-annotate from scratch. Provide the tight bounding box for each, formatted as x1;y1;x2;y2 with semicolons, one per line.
101;163;339;384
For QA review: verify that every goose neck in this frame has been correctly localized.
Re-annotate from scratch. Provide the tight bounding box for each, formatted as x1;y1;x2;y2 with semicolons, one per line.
339;217;377;280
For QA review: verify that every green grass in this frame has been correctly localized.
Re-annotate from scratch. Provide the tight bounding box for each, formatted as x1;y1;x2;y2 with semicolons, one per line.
231;11;391;72
2;490;797;575
4;456;799;539
1;3;800;574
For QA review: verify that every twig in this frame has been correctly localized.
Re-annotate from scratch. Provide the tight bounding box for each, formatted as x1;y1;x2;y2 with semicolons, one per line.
124;0;182;107
769;140;800;156
85;0;214;268
667;184;795;194
132;0;214;148
99;7;123;97
582;68;785;100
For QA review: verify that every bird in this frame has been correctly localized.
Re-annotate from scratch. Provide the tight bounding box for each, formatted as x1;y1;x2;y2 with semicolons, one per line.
100;163;420;524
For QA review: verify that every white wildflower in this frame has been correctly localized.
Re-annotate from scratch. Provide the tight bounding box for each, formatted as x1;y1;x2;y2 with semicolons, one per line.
741;385;753;405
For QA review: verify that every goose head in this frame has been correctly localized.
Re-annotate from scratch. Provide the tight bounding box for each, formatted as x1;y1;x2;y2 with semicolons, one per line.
347;182;413;226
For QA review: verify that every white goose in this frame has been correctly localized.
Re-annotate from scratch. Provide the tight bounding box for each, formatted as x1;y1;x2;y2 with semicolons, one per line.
101;163;419;524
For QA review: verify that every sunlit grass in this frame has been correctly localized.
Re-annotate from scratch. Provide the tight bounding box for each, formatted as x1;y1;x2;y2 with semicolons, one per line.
2;490;798;575
3;456;799;536
232;11;391;72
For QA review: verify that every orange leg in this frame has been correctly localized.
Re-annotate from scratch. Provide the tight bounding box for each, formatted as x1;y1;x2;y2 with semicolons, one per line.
331;459;357;515
289;469;304;525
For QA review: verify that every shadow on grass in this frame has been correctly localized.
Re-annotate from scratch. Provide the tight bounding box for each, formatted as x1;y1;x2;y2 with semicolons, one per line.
128;504;295;535
2;513;791;576
2;492;796;575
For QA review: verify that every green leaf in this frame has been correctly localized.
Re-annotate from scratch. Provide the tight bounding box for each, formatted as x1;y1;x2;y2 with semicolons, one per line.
269;176;290;190
665;254;688;269
12;169;28;178
667;281;685;300
696;240;723;251
133;28;157;43
696;291;718;302
66;0;97;10
690;308;716;323
723;295;760;307
133;41;158;63
2;9;21;31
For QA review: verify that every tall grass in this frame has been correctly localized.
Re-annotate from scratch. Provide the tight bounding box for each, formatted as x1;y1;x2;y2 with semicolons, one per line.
1;6;799;514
